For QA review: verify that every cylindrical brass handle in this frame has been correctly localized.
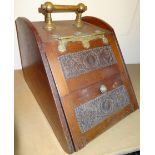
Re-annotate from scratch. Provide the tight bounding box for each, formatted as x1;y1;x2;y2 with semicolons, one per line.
38;2;87;31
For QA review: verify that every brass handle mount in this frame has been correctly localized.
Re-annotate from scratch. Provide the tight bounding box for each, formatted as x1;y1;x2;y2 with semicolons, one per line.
38;2;87;31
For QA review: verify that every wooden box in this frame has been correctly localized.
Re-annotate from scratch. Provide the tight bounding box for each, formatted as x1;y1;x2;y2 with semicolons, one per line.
15;2;138;153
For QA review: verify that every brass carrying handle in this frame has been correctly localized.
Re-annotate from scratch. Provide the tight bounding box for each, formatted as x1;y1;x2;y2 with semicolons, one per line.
38;2;87;31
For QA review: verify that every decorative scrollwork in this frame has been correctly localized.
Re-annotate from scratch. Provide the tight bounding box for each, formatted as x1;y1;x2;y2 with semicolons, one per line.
75;85;130;133
58;46;117;79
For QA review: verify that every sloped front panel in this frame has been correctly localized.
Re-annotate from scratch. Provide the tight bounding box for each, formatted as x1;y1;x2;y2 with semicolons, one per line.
75;85;130;133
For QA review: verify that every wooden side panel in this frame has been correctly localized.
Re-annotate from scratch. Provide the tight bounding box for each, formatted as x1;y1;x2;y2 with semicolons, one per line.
15;17;75;153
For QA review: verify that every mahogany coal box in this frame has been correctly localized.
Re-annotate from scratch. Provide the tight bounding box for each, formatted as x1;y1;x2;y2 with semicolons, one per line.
15;2;139;153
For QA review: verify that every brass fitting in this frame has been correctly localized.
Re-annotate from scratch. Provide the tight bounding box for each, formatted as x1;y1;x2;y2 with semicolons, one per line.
39;1;87;31
39;2;55;31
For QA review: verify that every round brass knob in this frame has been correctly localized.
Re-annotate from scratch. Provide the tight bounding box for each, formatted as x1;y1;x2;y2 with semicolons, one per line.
99;84;107;93
77;3;87;13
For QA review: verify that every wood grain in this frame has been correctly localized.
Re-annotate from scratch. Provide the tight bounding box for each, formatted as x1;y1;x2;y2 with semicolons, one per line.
15;16;139;153
15;17;75;153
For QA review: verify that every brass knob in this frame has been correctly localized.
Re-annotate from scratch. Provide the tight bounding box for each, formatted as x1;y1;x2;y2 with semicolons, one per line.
99;84;107;93
74;3;87;28
39;2;55;31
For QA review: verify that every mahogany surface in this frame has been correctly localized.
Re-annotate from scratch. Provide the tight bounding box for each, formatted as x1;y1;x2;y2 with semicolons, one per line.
15;17;75;153
16;16;139;153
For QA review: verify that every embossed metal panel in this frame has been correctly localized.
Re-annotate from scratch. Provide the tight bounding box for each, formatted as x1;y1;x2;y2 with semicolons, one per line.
75;85;130;133
58;46;117;79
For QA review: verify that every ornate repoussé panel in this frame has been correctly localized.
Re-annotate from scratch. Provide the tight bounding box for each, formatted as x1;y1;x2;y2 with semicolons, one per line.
75;85;131;133
58;46;117;79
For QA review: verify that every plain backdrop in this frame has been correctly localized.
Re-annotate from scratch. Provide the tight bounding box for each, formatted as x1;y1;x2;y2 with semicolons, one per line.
14;0;140;69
